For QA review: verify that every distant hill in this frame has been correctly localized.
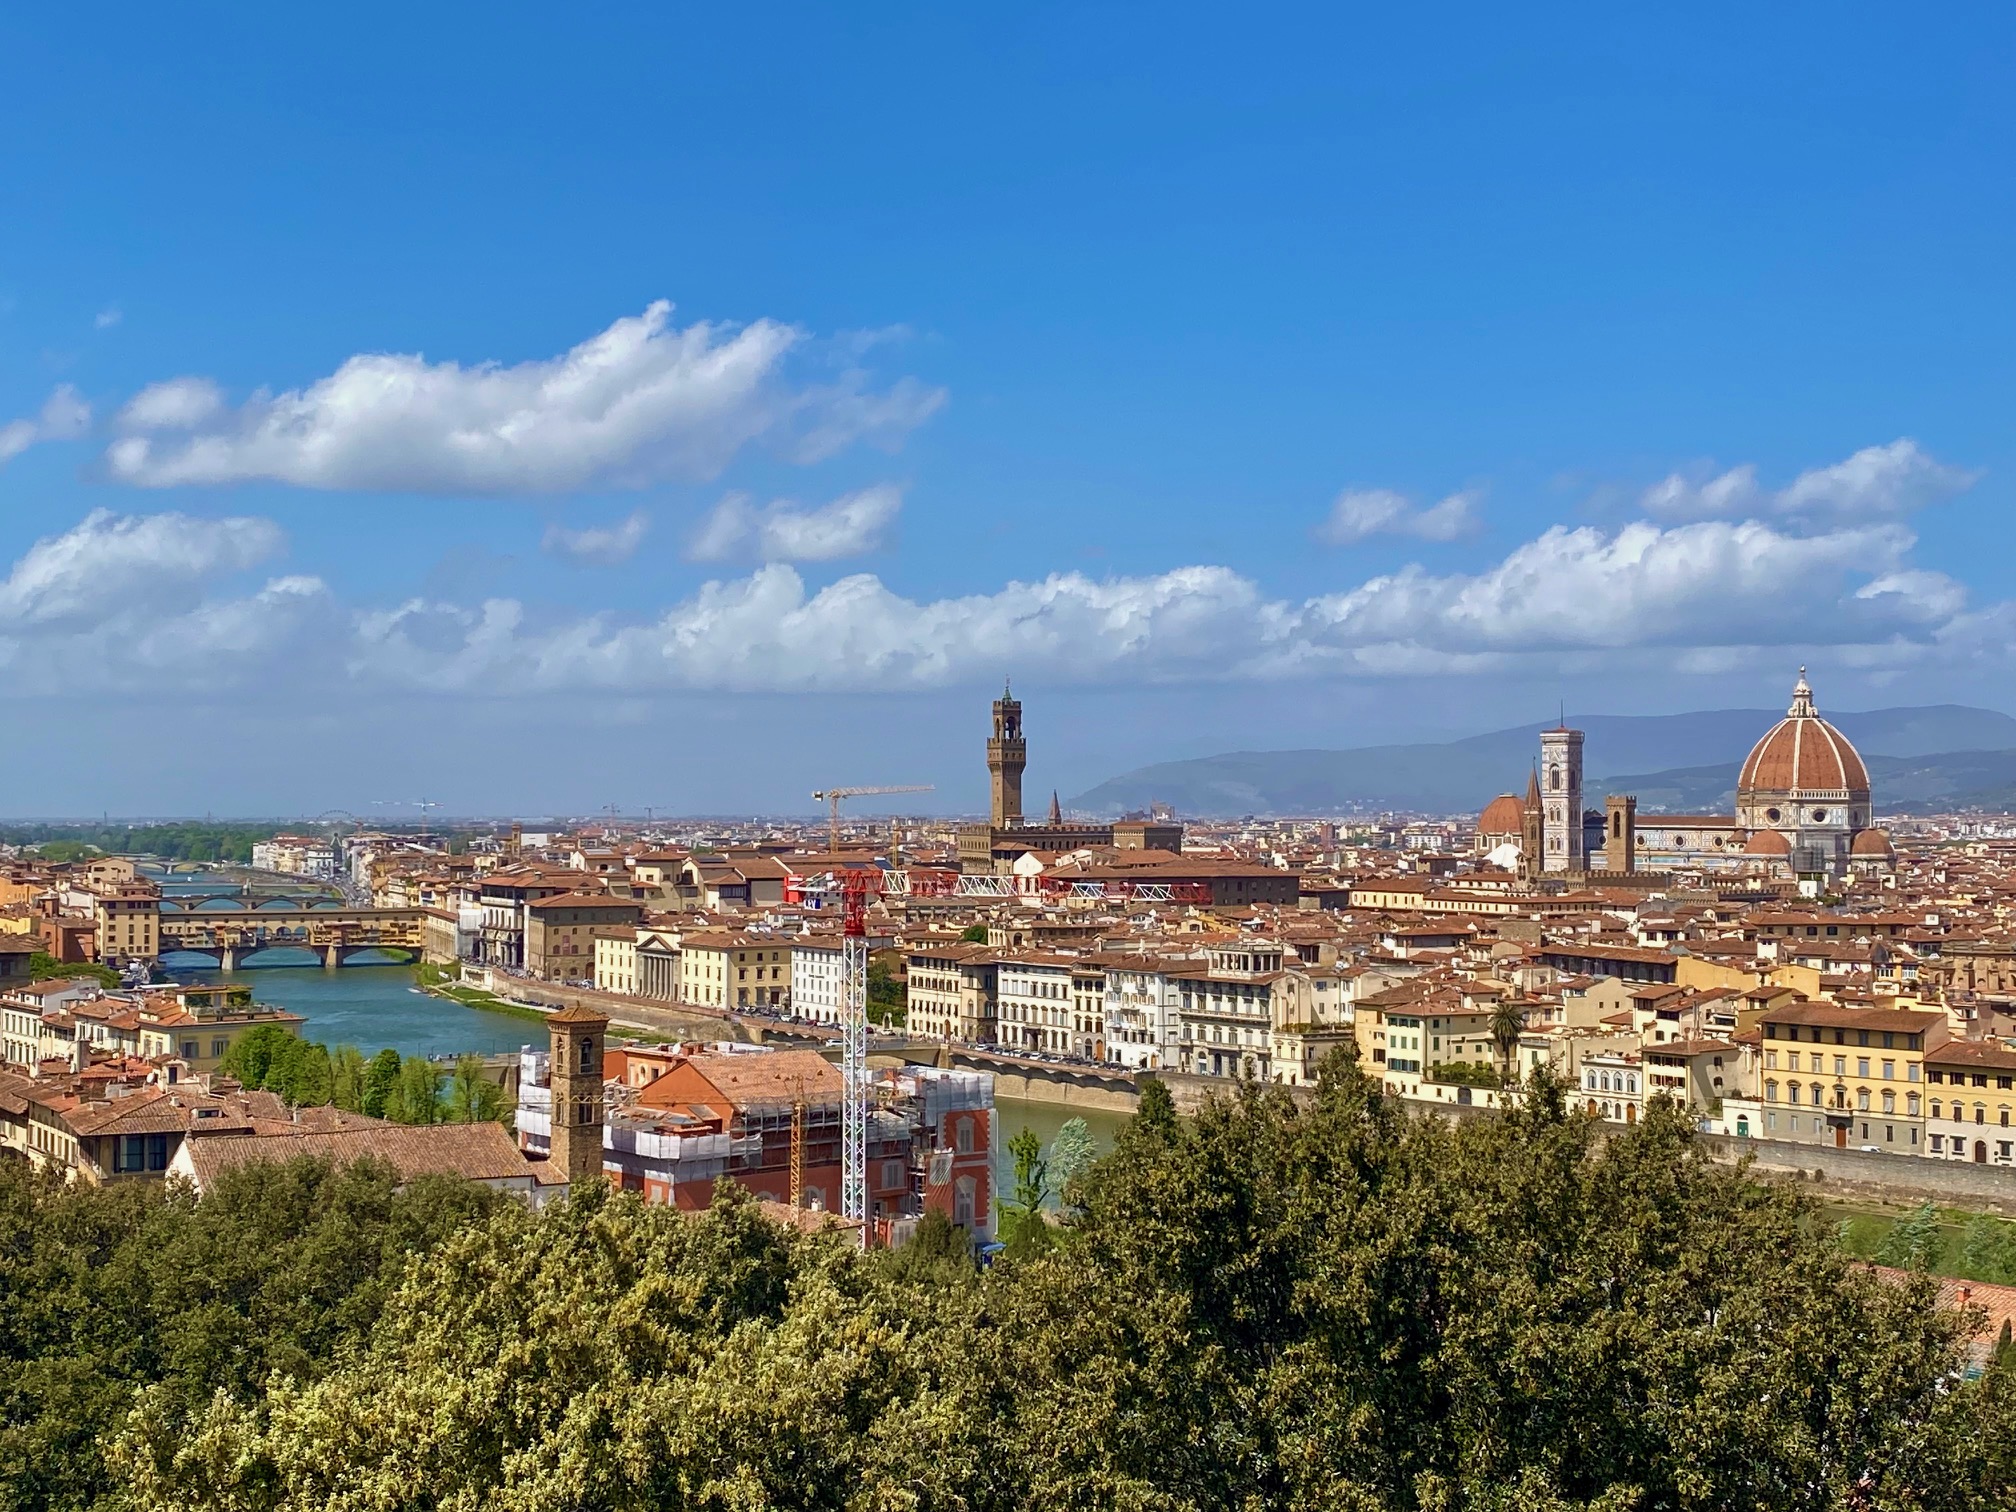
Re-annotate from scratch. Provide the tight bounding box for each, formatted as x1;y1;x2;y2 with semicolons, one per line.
1608;749;2016;819
1068;705;2016;818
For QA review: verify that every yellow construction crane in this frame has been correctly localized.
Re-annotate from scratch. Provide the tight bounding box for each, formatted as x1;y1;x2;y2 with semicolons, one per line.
810;784;933;855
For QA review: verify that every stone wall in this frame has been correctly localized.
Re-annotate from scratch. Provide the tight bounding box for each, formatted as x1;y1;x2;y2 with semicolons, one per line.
1700;1135;2016;1216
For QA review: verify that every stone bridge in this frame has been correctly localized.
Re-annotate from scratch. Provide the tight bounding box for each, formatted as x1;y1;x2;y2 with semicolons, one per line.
156;907;427;969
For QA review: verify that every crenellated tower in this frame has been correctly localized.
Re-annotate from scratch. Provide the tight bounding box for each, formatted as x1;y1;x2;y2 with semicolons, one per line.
987;682;1026;827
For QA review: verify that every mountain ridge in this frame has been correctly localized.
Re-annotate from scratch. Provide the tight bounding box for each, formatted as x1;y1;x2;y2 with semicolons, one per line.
1068;704;2016;818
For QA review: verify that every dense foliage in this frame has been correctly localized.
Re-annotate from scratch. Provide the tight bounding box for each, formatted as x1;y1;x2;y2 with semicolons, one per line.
866;955;905;1028
0;1159;501;1512
6;1054;2016;1511
0;825;286;864
219;1028;507;1126
25;954;120;990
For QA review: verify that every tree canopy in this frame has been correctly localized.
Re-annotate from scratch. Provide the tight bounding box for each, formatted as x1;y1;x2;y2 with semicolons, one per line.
5;1051;2015;1511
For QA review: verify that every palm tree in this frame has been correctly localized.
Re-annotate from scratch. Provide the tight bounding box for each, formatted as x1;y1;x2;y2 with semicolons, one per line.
1489;998;1527;1085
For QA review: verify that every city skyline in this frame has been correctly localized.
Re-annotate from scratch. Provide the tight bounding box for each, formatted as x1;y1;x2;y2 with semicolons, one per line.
2;6;2011;814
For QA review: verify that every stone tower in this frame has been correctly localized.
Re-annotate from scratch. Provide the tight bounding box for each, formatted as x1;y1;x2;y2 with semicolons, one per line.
546;1000;609;1188
1603;794;1637;875
988;682;1026;827
1539;724;1585;874
1518;767;1544;883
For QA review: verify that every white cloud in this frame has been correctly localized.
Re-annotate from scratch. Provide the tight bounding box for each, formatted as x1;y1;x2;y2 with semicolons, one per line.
119;377;223;431
0;488;1998;702
542;510;650;567
95;307;122;330
687;484;903;562
351;516;1963;695
104;301;945;494
1316;487;1479;545
0;385;91;467
1288;519;1947;674
0;509;283;628
0;510;333;696
1641;439;1977;523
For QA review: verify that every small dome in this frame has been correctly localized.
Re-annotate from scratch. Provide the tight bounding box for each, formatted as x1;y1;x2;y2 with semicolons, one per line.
1737;670;1870;797
1851;828;1895;857
1478;793;1525;836
1744;830;1792;856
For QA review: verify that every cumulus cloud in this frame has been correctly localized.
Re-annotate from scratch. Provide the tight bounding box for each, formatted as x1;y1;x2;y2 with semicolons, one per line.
687;484;903;562
0;494;2000;702
1641;439;1978;523
0;386;91;467
95;307;122;330
1316;487;1479;545
542;510;650;567
103;301;945;494
0;509;283;627
347;516;1969;695
0;510;334;696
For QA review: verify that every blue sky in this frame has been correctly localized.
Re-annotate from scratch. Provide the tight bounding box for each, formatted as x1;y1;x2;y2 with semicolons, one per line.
1;4;2011;816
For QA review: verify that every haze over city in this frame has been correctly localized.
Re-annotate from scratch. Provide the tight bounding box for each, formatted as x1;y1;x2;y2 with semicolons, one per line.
1;6;2011;815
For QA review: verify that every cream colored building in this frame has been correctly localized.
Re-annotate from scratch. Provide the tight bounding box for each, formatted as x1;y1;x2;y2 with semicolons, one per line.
679;930;792;1010
92;880;159;965
593;927;639;996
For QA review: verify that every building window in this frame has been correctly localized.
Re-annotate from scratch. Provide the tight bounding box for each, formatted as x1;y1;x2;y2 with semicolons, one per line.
954;1117;974;1154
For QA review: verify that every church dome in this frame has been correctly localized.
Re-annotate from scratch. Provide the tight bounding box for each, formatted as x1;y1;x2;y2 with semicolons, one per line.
1744;829;1792;856
1478;793;1525;836
1851;828;1896;858
1737;670;1870;798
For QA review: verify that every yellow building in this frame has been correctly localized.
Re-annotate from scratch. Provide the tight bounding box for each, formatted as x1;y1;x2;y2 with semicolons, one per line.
1755;1001;1942;1153
677;930;792;1010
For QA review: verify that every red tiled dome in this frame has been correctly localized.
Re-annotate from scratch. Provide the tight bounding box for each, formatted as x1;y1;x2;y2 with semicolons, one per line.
1851;828;1895;857
1478;793;1525;836
1744;830;1792;856
1737;671;1870;797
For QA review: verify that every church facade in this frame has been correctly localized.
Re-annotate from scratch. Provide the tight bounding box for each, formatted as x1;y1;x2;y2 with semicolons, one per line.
1475;672;1893;882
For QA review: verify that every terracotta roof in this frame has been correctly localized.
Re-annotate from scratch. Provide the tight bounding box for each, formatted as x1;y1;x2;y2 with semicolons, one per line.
1478;794;1525;836
547;1001;611;1027
1759;1001;1944;1034
1924;1040;2016;1073
179;1122;538;1186
1736;672;1871;796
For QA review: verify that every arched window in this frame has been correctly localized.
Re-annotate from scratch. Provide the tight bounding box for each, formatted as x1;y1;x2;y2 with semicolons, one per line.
1812;1085;1824;1108
1977;1104;1988;1125
1764;1080;1778;1103
1788;1081;1800;1105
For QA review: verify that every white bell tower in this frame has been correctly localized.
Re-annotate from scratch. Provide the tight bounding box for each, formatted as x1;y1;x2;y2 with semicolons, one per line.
1539;724;1585;874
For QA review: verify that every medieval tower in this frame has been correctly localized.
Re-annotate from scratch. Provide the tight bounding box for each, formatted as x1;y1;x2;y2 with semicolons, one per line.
1603;794;1637;875
1539;724;1585;873
546;1000;609;1187
987;682;1026;827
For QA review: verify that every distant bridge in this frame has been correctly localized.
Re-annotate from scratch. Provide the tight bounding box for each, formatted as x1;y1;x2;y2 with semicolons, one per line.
160;894;346;911
156;906;428;969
